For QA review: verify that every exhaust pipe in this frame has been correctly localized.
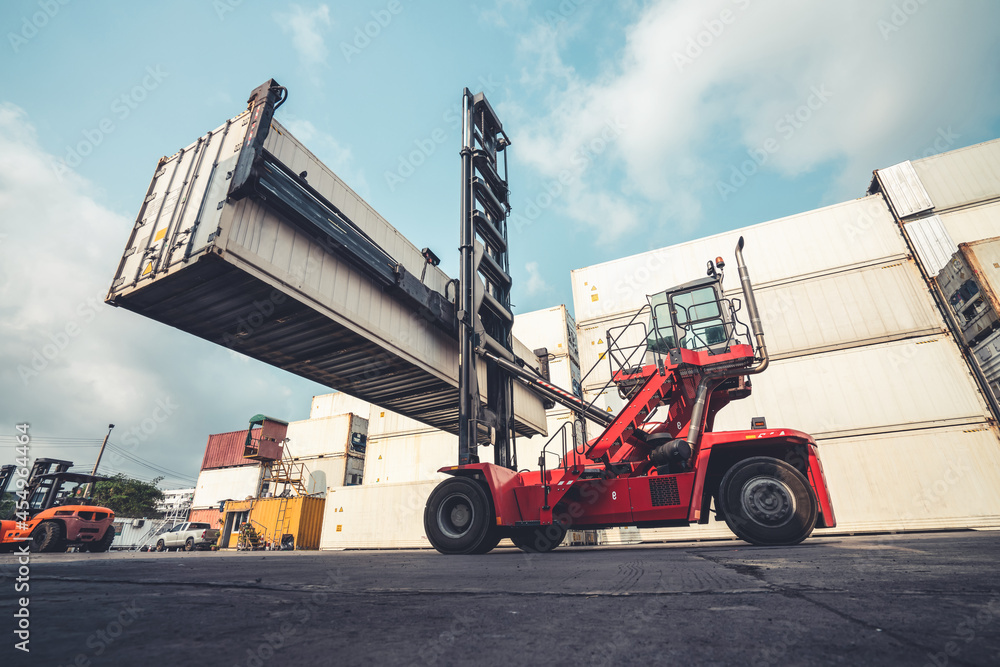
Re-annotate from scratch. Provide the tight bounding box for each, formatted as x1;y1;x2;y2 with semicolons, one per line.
685;237;769;450
735;236;768;375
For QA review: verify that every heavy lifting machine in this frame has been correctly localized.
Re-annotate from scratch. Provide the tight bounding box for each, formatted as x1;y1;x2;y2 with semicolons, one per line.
422;90;836;554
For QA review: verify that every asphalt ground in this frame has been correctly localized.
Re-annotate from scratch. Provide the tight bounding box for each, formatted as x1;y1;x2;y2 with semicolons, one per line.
1;531;999;666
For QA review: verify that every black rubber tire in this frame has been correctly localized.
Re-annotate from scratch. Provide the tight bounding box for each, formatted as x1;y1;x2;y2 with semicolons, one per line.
471;526;503;555
155;539;166;552
718;456;818;546
30;521;65;553
510;519;567;553
184;537;195;552
424;477;494;555
84;525;116;553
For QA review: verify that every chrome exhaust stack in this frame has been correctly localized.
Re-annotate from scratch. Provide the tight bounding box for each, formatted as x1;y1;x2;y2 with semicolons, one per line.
735;236;768;375
684;237;769;451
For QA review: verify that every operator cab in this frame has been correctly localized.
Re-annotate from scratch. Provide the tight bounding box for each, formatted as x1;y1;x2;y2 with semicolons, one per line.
645;259;750;360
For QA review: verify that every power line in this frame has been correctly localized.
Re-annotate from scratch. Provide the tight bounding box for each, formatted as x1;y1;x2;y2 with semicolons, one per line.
104;442;198;483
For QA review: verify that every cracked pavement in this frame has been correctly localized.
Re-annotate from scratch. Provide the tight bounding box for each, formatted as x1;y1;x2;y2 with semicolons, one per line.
2;531;999;665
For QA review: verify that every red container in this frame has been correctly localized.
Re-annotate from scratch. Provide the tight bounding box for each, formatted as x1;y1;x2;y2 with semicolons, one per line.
188;508;224;529
201;427;260;470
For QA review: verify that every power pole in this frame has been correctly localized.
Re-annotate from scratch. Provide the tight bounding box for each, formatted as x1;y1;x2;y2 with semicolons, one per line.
86;424;114;496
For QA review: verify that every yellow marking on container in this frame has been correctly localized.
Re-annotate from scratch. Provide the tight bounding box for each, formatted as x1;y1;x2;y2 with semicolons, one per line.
591;294;599;302
153;228;168;242
141;262;153;276
336;525;342;532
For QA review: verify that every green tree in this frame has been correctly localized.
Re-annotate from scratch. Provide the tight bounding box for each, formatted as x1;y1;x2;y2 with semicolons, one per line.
93;474;165;517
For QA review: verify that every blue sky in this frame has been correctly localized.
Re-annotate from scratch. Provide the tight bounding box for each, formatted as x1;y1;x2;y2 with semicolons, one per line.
2;0;999;487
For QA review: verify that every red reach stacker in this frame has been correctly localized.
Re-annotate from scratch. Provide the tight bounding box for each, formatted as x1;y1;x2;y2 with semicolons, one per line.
424;237;836;554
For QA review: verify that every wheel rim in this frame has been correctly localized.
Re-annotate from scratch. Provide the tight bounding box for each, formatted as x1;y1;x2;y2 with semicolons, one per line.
741;476;796;527
437;492;475;539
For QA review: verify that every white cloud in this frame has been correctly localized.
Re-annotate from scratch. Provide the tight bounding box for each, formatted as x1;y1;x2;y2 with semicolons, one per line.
513;0;1000;236
524;261;549;295
274;4;332;69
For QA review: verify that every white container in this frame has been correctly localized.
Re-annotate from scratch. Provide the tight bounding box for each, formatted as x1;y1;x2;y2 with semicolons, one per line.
911;137;1000;213
638;421;1000;542
577;258;947;389
935;200;1000;246
364;431;457;484
712;334;990;438
297;455;364;492
110;518;175;551
582;333;989;440
310;392;374;420
512;305;579;362
321;481;439;549
903;215;957;277
571;194;905;325
107;113;547;438
285;413;367;458
191;465;262;509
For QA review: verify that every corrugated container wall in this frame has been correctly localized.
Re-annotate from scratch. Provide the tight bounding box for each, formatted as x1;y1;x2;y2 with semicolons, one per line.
201;428;259;471
192;465;262;509
105;112;547;439
247;496;326;550
571;195;904;324
321;481;438;549
187;508;224;530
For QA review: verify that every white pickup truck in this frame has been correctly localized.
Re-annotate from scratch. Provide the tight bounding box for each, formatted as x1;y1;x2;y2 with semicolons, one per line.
154;522;220;551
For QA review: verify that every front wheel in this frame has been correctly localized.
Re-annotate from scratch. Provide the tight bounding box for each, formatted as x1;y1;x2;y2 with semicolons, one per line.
718;456;818;546
84;525;116;553
424;477;494;555
155;539;166;552
30;521;65;553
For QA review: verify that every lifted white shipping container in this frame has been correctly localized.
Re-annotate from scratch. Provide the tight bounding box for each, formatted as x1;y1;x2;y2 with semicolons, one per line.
106;110;547;439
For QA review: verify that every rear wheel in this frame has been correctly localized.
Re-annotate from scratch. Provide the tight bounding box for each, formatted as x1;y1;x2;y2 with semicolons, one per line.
510;518;567;553
84;525;116;553
718;456;818;546
424;477;494;555
30;521;65;553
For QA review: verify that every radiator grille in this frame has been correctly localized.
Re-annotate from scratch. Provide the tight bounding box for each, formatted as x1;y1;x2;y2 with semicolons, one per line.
649;476;680;506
